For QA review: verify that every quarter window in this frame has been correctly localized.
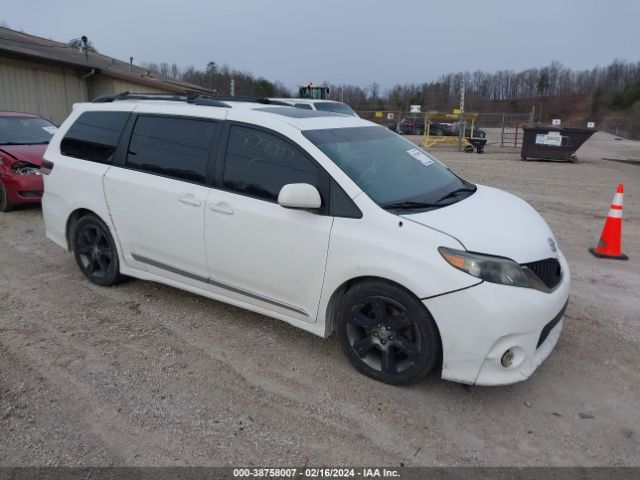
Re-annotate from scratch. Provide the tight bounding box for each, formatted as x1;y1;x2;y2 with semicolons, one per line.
60;111;130;163
126;116;216;184
223;126;318;202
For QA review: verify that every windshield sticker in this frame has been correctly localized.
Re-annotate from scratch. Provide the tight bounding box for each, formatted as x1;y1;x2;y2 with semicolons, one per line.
406;148;433;166
42;126;58;134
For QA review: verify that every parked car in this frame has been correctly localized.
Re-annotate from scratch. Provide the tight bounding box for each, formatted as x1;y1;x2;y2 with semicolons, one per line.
398;117;455;136
42;93;570;386
428;121;456;136
398;116;424;135
270;98;359;117
0;112;57;211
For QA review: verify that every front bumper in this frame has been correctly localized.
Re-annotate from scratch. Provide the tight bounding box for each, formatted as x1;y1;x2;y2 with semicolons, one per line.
2;174;44;204
424;251;570;386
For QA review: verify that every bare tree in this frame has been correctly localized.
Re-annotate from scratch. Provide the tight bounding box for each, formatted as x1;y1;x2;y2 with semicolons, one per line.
68;37;98;52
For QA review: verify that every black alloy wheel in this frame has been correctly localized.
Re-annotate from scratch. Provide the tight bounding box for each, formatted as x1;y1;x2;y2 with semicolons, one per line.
72;215;122;286
336;280;441;385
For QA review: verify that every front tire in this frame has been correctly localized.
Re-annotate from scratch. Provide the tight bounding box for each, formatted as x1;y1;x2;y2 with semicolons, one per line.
336;280;441;385
0;181;15;212
72;214;122;286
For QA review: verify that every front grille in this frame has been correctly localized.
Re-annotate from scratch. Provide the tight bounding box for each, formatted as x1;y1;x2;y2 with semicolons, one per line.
522;258;562;290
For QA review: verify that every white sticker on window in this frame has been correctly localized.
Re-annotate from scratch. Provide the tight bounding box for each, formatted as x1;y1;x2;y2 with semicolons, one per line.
42;126;58;134
406;148;433;166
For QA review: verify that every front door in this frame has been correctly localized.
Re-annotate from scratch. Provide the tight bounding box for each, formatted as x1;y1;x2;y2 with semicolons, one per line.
205;124;333;321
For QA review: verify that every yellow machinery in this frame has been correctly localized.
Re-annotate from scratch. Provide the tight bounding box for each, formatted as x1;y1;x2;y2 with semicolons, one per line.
298;83;329;99
421;111;480;151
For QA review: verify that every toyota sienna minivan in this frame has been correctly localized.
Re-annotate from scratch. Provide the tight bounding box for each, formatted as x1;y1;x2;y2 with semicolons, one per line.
41;93;570;386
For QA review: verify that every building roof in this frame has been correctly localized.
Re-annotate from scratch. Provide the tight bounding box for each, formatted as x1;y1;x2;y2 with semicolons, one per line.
0;26;211;95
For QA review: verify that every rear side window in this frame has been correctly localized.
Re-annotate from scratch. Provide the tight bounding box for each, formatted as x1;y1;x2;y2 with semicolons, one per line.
223;125;318;202
126;116;217;184
314;102;357;116
60;111;130;163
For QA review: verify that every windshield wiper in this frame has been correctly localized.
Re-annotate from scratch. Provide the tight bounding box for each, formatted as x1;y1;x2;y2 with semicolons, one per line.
0;141;49;145
436;186;476;203
381;201;441;211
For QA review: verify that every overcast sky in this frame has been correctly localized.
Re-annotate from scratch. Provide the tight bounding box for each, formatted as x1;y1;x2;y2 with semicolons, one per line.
1;0;638;91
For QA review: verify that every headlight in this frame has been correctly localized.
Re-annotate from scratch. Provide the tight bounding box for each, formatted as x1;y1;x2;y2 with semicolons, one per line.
439;247;532;288
13;163;42;175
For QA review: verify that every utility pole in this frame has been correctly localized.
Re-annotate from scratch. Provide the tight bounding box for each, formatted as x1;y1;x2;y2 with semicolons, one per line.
458;79;465;151
530;105;535;127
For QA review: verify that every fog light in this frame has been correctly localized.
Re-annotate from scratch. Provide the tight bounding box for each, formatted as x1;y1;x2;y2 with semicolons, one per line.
501;349;515;367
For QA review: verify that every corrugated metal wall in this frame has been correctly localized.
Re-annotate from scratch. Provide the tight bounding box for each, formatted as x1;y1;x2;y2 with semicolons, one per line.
89;75;167;99
0;56;171;125
0;56;88;125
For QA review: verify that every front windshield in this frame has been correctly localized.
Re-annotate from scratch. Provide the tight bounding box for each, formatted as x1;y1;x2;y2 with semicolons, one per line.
0;116;56;145
303;126;472;207
314;102;358;117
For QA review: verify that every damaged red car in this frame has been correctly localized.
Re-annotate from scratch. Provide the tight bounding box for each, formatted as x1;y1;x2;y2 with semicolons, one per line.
0;112;57;211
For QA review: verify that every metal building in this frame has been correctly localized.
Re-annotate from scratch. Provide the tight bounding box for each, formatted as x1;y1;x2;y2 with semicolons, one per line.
0;27;211;125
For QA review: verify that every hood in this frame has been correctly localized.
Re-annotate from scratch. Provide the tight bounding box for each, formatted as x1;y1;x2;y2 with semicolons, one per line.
0;144;47;166
402;185;558;264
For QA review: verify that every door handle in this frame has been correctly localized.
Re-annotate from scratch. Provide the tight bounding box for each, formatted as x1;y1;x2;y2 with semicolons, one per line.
208;202;234;215
178;195;202;207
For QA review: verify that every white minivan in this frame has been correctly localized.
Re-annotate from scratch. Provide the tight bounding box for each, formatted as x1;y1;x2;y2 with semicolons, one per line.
269;98;359;117
41;93;570;386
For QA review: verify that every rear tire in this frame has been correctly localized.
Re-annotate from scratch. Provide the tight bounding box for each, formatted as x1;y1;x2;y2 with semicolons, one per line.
0;181;15;212
336;280;441;385
72;214;123;286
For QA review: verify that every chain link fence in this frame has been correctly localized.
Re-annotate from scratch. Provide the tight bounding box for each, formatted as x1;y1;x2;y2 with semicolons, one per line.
355;110;534;149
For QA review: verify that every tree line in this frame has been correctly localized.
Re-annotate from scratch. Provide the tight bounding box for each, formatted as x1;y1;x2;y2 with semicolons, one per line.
140;60;289;98
324;59;640;113
142;57;640;113
140;57;640;136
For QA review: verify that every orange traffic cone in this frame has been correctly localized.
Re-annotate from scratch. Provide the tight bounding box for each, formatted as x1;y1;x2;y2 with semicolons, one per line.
589;184;628;260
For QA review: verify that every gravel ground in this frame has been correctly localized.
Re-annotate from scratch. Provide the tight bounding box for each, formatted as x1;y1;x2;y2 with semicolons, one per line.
0;131;639;466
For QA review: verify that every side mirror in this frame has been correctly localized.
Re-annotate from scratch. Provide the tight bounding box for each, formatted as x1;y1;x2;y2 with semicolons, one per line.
278;183;321;209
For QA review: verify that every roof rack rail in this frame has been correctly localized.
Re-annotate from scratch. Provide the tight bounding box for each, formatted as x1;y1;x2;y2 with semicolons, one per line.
211;96;291;106
92;92;292;108
92;92;232;108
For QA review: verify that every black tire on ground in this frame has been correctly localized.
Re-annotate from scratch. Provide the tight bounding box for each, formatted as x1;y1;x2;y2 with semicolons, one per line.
0;181;15;212
72;214;123;286
336;279;441;385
